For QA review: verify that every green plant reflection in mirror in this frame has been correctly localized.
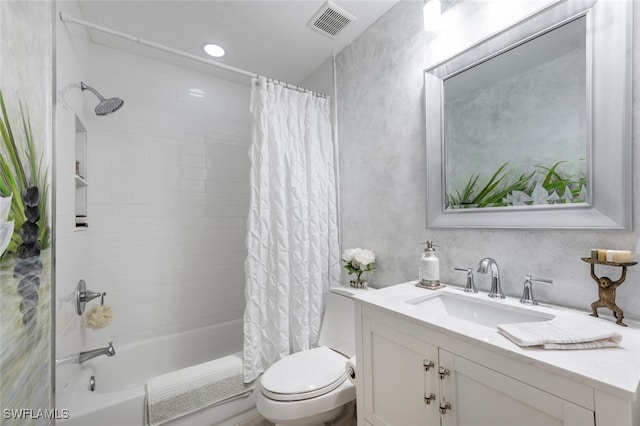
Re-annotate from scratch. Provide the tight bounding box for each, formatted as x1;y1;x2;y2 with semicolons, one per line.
446;160;587;209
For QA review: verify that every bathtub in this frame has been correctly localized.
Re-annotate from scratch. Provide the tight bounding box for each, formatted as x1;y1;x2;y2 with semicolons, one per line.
61;319;259;426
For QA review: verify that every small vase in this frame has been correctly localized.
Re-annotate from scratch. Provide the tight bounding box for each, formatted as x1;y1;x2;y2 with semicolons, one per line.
350;273;368;288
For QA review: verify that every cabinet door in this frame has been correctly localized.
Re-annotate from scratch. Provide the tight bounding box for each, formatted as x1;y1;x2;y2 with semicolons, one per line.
362;319;439;426
439;350;594;426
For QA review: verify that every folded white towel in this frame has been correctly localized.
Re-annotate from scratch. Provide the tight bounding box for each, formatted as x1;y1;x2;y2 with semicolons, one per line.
146;353;254;426
497;317;623;350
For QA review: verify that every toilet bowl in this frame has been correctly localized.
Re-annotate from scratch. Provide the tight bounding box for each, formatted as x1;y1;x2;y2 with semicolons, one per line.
257;346;355;425
256;286;370;426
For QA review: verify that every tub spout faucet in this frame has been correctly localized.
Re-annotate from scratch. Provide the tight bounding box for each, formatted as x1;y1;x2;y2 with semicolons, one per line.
79;342;116;364
477;257;505;299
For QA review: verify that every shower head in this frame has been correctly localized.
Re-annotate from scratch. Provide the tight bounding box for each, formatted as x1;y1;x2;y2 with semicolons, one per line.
80;82;124;116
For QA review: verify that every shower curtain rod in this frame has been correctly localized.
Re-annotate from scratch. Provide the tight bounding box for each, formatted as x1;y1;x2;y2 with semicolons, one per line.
58;12;327;98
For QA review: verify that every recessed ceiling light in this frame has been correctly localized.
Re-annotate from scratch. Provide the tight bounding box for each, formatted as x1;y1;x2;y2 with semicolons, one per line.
202;43;226;58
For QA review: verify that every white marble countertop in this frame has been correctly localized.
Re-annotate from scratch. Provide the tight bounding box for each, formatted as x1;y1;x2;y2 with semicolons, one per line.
353;281;640;400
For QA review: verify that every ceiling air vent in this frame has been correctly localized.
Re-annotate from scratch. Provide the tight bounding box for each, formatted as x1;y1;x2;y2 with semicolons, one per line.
307;1;356;39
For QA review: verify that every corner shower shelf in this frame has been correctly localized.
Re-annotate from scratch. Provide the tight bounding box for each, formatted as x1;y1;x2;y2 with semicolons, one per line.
75;115;88;229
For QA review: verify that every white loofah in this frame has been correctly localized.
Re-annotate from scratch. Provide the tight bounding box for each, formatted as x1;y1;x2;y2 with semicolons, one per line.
86;305;113;329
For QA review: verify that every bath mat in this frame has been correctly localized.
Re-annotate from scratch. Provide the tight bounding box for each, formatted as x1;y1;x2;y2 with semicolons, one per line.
146;352;254;426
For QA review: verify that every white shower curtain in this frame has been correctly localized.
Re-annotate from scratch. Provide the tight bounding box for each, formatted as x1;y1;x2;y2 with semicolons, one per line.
243;76;340;383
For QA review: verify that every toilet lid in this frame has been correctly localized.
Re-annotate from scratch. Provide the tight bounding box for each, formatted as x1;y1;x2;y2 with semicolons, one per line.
261;346;347;401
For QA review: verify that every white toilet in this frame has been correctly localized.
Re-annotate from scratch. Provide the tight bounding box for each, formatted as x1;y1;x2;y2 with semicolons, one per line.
256;286;369;426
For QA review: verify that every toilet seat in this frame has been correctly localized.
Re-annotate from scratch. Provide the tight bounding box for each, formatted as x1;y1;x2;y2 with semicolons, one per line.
260;346;348;402
256;378;355;426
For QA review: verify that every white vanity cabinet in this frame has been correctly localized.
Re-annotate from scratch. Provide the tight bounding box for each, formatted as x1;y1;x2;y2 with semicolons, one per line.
354;284;640;426
360;314;593;426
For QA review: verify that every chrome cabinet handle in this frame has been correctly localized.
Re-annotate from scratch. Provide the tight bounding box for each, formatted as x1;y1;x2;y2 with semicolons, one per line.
438;367;450;379
424;393;436;405
440;401;452;414
423;359;435;371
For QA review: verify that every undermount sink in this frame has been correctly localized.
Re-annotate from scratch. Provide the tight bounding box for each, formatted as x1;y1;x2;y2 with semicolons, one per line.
407;292;555;328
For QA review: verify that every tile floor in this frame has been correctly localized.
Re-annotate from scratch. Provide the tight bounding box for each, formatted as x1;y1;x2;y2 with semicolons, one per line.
236;402;356;426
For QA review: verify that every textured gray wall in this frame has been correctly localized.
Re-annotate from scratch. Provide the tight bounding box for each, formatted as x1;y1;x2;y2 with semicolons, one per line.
336;1;640;320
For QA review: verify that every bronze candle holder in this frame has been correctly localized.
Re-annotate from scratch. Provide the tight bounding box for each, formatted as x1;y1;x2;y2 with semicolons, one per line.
581;257;637;327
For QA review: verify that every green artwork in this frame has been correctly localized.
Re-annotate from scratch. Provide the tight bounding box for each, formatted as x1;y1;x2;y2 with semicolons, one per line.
0;1;53;420
0;89;51;422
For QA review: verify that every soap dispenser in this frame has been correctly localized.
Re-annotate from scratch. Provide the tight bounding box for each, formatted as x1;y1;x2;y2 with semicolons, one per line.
418;241;442;289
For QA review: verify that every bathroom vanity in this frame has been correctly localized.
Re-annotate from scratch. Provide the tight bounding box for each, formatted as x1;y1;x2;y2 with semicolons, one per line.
353;283;640;426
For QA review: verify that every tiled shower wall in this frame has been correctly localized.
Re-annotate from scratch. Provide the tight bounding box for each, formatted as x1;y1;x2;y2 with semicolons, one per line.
55;0;93;408
55;1;251;405
83;44;251;349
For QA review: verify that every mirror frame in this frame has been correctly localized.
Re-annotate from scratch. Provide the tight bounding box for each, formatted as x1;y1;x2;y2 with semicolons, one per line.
424;0;632;229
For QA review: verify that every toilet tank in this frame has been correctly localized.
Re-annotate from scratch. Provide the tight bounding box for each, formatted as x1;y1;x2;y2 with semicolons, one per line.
317;286;372;357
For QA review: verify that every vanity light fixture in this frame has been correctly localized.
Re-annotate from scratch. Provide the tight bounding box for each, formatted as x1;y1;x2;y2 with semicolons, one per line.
202;42;226;58
423;0;442;31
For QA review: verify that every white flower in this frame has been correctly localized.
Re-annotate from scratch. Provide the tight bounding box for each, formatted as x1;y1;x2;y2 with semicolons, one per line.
354;248;375;266
341;248;358;262
341;247;376;276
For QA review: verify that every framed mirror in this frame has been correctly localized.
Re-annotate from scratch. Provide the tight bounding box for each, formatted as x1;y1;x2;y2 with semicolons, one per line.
424;0;632;229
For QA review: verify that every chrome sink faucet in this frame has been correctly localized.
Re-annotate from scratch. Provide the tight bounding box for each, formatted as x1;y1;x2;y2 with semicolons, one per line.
477;258;505;299
454;267;477;293
79;342;115;364
520;275;553;305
